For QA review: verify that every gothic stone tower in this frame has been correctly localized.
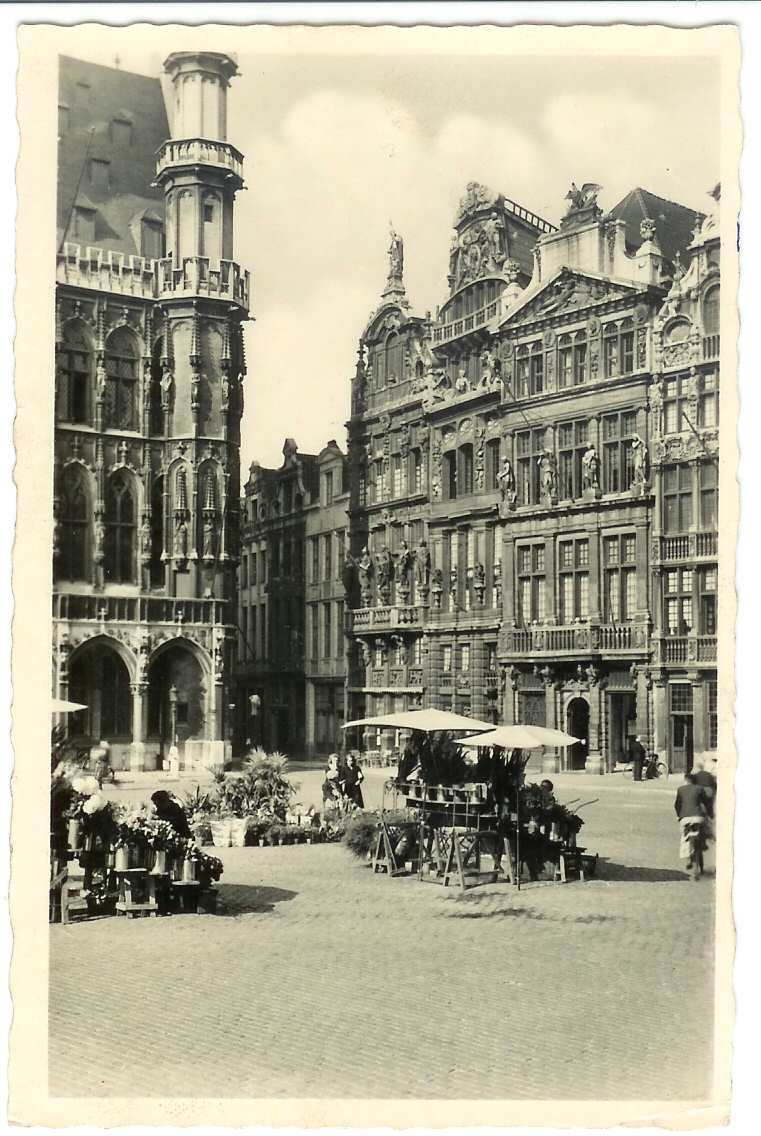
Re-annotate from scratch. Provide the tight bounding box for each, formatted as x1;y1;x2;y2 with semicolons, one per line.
53;52;249;770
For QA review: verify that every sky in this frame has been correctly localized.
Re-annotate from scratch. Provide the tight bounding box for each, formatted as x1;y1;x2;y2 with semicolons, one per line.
67;43;721;470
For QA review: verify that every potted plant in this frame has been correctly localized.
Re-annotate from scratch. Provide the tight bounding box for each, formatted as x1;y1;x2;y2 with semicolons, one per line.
268;823;282;847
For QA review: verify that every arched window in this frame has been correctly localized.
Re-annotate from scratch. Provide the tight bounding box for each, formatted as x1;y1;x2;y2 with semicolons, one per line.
385;332;401;386
177;190;195;262
60;320;93;424
104;327;138;431
104;471;136;583
703;286;720;336
149;338;164;436
100;652;131;737
150;474;165;588
60;465;90;580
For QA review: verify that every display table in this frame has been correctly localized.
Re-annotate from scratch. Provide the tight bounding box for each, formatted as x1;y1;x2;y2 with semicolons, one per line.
405;793;501;892
114;868;164;918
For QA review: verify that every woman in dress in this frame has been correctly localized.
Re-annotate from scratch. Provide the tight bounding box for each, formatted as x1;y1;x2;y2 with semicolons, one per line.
322;753;342;806
342;753;365;809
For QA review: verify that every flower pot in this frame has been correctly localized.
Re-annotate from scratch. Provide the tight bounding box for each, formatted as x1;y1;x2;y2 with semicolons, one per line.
278;837;286;846
151;849;168;875
114;846;130;872
182;858;197;883
210;819;233;848
67;820;81;850
230;818;248;848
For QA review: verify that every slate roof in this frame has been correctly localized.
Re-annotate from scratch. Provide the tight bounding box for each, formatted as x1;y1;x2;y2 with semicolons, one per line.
607;187;703;268
57;55;169;256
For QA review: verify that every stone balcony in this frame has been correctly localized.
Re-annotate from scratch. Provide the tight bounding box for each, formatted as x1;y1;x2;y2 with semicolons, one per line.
653;531;717;563
350;604;424;633
57;244;250;310
157;256;249;308
432;297;502;347
655;635;717;665
54;592;233;653
155;137;244;181
306;657;346;680
366;665;424;691
500;621;649;657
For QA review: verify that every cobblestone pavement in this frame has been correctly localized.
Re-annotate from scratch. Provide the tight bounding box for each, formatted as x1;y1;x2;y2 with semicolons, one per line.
50;785;715;1100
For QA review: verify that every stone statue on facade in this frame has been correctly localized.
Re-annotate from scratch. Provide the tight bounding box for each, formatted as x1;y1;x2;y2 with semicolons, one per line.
582;444;601;491
96;361;107;402
396;541;414;587
482;211;503;270
375;546;393;592
631;434;648;491
221;374;230;411
357;547;373;604
191;372;201;413
202;517;216;561
388;226;404;279
431;567;444;609
93;512;106;564
565;182;602;212
538;450;558;503
497;456;517;506
415;540;431;587
455;368;470;394
174;516;189;560
160;366;174;411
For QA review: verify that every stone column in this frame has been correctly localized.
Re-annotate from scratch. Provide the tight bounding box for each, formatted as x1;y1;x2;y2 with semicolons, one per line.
129;681;148;772
690;673;706;761
652;675;669;764
305;679;316;757
585;683;605;775
502;530;515;624
588;524;601;622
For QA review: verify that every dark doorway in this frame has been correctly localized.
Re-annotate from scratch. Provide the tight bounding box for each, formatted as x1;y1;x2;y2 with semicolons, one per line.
566;697;590;770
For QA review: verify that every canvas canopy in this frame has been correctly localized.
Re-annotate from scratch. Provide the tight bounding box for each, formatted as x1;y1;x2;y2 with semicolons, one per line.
343;708;495;734
460;724;580;750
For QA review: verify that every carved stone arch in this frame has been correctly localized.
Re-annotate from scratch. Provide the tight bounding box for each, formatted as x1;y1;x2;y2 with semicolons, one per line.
663;316;692;344
148;633;213;680
68;631;138;683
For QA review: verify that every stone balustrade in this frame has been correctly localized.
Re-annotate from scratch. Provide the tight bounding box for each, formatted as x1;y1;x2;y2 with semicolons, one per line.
155;137;244;180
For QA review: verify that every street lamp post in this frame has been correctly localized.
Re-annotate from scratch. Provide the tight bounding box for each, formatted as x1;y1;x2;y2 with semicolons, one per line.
168;684;178;744
249;693;261;751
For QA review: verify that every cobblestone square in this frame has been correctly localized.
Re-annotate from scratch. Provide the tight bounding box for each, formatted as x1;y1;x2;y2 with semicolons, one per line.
49;780;715;1101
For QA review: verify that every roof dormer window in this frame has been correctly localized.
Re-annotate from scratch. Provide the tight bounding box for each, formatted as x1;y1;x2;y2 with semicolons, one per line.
72;203;96;244
140;217;164;259
89;158;110;193
58;103;69;137
111;111;134;146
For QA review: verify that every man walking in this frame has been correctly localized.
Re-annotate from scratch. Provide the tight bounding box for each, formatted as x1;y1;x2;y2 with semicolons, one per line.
674;771;709;867
631;735;646;782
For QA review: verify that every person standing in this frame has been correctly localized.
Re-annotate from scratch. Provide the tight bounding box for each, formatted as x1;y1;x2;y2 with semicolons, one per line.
342;753;365;809
674;771;709;867
693;756;718;838
631;735;646;782
151;790;192;839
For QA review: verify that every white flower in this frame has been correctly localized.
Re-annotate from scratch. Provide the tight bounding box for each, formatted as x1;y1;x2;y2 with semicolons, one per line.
72;776;99;795
82;792;108;815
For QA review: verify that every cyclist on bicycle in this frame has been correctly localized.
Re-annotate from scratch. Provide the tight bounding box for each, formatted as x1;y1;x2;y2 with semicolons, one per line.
674;771;710;869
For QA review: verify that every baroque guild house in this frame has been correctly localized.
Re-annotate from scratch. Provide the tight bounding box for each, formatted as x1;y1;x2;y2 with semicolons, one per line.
345;181;720;774
53;52;250;769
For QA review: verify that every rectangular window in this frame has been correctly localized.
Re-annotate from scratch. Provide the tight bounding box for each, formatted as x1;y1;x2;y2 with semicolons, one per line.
412;449;423;494
487;643;497;672
460;645;470;672
558;419;588;500
663;376;687;435
241;555;249;589
311;537;319;583
486;439;501;491
516;351;530;398
699;462;718;528
444;451;457;500
516;428;544;506
699;566;717;634
574;340;587;385
411;639;422;666
517;542;546;624
602;410;637;493
323;534;332;581
335;601;344;656
558;538;589;622
323;602;332;658
530;347;544;395
558;341;573;388
392;455;403;498
324;471;333;505
442;645;453;673
271;538;280;577
310;604;319;660
335;530;344;581
664;568;694;635
663;463;693;533
458;445;474;496
698;373;718;429
603;533;637;621
604;331;619;378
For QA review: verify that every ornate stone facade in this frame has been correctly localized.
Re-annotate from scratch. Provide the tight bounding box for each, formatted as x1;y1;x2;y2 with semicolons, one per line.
53;53;249;770
345;181;720;773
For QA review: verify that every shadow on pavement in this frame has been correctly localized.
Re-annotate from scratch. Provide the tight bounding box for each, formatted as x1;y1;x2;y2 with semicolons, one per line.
217;884;297;916
595;859;706;882
441;902;617;923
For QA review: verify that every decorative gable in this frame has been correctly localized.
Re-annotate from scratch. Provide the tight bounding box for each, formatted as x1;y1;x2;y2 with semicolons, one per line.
500;268;640;330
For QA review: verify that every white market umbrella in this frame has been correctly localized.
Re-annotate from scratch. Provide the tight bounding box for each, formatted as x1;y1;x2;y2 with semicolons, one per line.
343;708;495;734
461;724;580;750
52;698;87;714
